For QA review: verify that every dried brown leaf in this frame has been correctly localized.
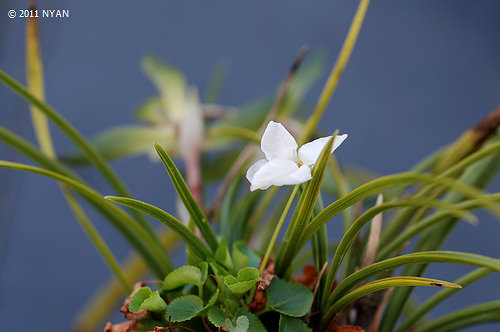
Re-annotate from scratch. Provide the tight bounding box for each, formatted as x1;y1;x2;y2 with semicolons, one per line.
120;282;149;320
248;258;276;311
292;264;316;289
104;320;138;332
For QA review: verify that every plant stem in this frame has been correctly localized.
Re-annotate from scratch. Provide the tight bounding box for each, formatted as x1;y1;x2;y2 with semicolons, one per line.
259;185;299;275
299;0;371;145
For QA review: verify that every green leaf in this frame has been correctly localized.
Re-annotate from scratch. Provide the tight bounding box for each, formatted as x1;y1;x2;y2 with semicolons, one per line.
0;161;170;278
276;133;337;276
224;315;250;332
63;126;175;163
207;307;226;327
236;311;266;332
197;262;209;284
163;265;202;291
224;267;259;295
396;267;493;332
267;278;314;317
208;125;260;144
197;288;220;316
414;300;500;332
215;239;234;270
326;250;500;310
321;197;476;308
135;96;166;123
232;242;249;272
321;276;460;327
234;241;261;268
209;261;229;277
0;69;155;237
279;315;311;332
129;287;153;312
141;56;186;122
308;172;497;247
165;295;203;322
105;195;211;260
154;143;219;252
139;290;167;312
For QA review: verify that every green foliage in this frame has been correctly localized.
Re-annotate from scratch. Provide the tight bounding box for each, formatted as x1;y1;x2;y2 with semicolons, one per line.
224;267;259;295
224;315;250;332
280;315;312;332
139;291;168;312
165;295;204;322
129;287;152;312
267;278;314;317
163;265;203;291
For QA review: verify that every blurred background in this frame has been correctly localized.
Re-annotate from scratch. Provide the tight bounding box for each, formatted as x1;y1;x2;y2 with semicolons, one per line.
1;1;499;331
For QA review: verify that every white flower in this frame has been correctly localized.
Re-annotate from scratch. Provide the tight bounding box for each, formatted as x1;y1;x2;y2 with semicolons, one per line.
246;121;348;191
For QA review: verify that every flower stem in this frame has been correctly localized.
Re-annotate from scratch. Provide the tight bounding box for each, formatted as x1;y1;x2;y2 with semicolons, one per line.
259;185;299;275
299;0;371;145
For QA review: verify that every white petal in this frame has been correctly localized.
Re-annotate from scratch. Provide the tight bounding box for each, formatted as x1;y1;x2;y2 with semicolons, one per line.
285;165;312;185
246;159;268;183
249;159;300;191
298;133;348;165
332;133;348;152
261;121;298;162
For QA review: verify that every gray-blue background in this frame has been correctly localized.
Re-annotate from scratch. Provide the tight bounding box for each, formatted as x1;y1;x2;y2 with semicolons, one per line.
1;1;499;331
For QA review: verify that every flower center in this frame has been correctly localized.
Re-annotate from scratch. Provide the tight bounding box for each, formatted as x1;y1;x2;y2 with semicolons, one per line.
297;162;303;168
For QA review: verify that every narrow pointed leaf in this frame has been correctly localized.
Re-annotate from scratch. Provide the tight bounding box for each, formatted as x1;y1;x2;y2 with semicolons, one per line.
326;251;500;310
154;143;218;251
0;161;170;277
415;300;500;332
105;196;212;260
321;276;461;329
63;126;175;163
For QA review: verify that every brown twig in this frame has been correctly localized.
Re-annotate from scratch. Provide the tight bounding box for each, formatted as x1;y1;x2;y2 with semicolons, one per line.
367;288;393;332
208;46;309;219
360;194;383;269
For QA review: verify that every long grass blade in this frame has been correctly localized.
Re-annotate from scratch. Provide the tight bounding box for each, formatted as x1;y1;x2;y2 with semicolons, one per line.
320;276;461;330
299;0;371;144
105;196;212;260
25;11;54;157
72;231;180;332
380;138;500;332
275;133;337;276
154;143;218;251
378;193;500;259
396;267;493;332
319;197;475;310
0;68;156;237
24;15;132;293
326;251;500;310
305;172;497;244
0;160;170;277
414;300;500;332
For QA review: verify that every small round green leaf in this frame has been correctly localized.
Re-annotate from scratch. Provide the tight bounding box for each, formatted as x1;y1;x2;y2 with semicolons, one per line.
224;267;259;295
139;290;167;312
236;311;267;332
279;315;311;332
163;265;202;290
267;279;314;317
207;307;226;327
165;295;203;322
129;286;153;312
